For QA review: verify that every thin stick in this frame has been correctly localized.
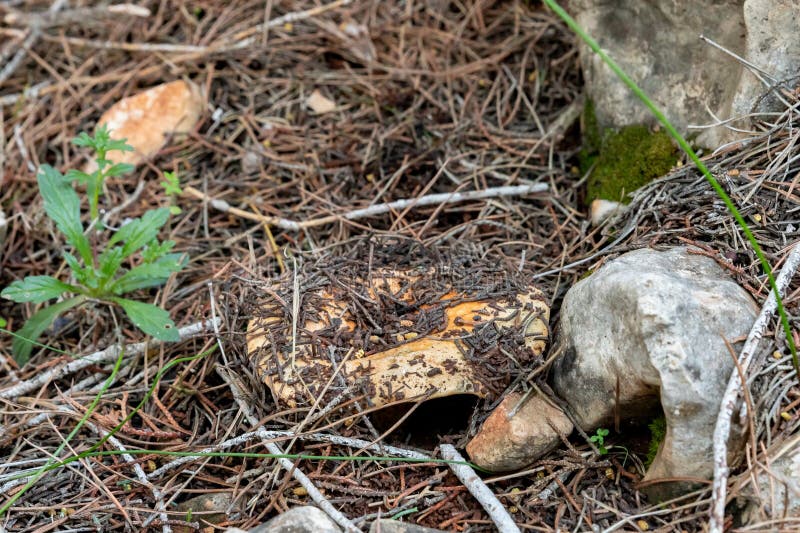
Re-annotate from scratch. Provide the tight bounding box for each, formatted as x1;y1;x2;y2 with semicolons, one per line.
146;427;430;481
0;318;219;400
216;367;362;533
710;242;800;533
184;183;548;231
439;444;521;533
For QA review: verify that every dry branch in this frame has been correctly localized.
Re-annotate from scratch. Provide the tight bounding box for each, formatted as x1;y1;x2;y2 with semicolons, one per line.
184;183;548;231
0;319;220;401
439;444;521;533
710;242;800;533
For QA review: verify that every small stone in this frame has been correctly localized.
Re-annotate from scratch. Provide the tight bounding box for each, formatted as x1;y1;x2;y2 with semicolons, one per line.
369;519;447;533
87;80;204;171
306;90;337;114
551;247;758;499
589;199;624;226
245;506;341;533
737;439;800;526
241;151;263;174
175;493;234;533
466;392;573;472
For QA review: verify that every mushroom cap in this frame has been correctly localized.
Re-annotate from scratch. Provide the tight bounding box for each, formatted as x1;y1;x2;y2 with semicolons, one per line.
246;246;549;409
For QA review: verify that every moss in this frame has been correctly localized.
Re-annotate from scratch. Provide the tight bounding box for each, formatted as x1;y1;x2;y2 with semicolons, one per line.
645;415;667;468
586;125;679;204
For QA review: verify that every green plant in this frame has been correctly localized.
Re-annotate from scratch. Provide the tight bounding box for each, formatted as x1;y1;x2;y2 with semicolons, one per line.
646;415;667;467
590;427;610;455
160;171;182;215
543;0;799;380
1;125;186;364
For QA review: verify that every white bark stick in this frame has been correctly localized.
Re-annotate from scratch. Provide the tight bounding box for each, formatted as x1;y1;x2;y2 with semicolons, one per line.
0;318;219;400
439;444;521;533
710;242;800;533
147;428;430;481
216;367;362;533
184;183;548;231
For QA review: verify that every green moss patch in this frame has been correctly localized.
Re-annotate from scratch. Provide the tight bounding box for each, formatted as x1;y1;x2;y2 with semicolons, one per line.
579;102;679;205
646;415;667;468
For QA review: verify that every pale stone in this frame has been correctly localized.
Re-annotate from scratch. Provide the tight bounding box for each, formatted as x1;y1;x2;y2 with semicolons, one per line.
589;198;624;226
244;506;341;533
466;392;573;472
737;437;800;527
551;247;758;498
369;519;447;533
87;80;203;170
306;90;337;114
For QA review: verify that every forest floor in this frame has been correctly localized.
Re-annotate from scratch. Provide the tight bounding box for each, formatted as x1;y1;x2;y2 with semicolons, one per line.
1;1;798;532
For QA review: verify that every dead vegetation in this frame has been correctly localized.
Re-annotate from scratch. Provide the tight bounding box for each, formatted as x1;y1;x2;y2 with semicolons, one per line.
0;1;798;531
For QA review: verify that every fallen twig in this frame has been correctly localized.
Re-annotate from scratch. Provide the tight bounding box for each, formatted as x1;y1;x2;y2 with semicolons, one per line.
0;318;219;401
216;366;362;533
184;183;548;231
710;242;800;533
439;444;521;533
0;405;171;533
147;427;430;481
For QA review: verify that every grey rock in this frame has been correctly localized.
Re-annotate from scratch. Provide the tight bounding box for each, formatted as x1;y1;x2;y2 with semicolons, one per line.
466;392;573;472
737;437;800;527
370;519;447;533
552;247;758;498
244;506;341;533
568;0;800;148
730;0;800;122
175;493;235;533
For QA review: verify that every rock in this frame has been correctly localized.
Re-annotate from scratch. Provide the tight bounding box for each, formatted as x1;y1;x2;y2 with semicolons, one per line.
247;243;549;410
370;519;447;533
86;80;204;171
244;506;341;533
466;392;573;472
736;437;800;526
730;0;800;122
551;247;758;498
589;199;624;226
175;493;235;533
568;0;800;147
306;89;337;114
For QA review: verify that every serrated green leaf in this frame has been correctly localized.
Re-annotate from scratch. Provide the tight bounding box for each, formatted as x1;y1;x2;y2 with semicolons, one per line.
12;296;85;365
71;131;96;149
98;246;125;280
141;240;176;263
111;254;186;294
38;165;92;264
109;208;170;257
105;139;134;153
1;276;77;303
112;298;180;342
160;171;182;196
65;168;93;185
63;252;93;287
105;163;135;178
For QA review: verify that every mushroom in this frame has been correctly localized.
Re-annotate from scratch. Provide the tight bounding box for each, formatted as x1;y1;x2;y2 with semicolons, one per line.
246;245;550;410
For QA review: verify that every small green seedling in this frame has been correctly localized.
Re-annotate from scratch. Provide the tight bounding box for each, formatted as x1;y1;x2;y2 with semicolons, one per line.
590;427;610;455
1;125;187;364
160;171;182;215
